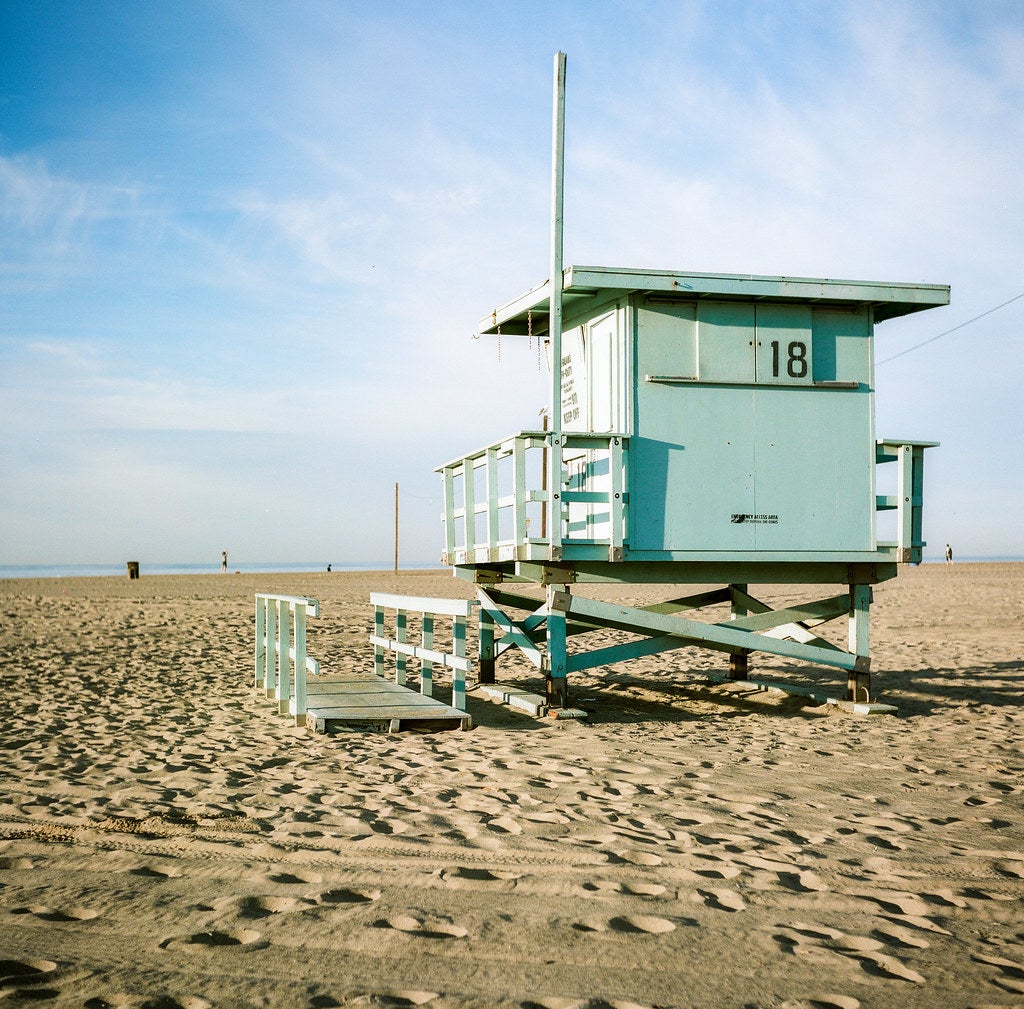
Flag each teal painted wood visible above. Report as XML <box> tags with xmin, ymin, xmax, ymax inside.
<box><xmin>558</xmin><ymin>593</ymin><xmax>862</xmax><ymax>673</ymax></box>
<box><xmin>477</xmin><ymin>267</ymin><xmax>949</xmax><ymax>336</ymax></box>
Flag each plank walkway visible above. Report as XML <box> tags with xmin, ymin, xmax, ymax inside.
<box><xmin>304</xmin><ymin>675</ymin><xmax>472</xmax><ymax>734</ymax></box>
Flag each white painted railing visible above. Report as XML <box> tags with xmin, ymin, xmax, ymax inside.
<box><xmin>255</xmin><ymin>593</ymin><xmax>321</xmax><ymax>721</ymax></box>
<box><xmin>370</xmin><ymin>593</ymin><xmax>475</xmax><ymax>711</ymax></box>
<box><xmin>435</xmin><ymin>430</ymin><xmax>628</xmax><ymax>566</ymax></box>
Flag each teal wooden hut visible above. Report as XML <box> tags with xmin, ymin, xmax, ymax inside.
<box><xmin>435</xmin><ymin>56</ymin><xmax>950</xmax><ymax>709</ymax></box>
<box><xmin>437</xmin><ymin>267</ymin><xmax>947</xmax><ymax>707</ymax></box>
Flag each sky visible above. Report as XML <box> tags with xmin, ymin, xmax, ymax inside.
<box><xmin>1</xmin><ymin>0</ymin><xmax>1022</xmax><ymax>566</ymax></box>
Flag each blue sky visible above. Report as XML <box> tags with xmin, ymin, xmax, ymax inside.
<box><xmin>1</xmin><ymin>0</ymin><xmax>1021</xmax><ymax>566</ymax></box>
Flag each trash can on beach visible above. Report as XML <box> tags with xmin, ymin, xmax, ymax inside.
<box><xmin>126</xmin><ymin>561</ymin><xmax>140</xmax><ymax>579</ymax></box>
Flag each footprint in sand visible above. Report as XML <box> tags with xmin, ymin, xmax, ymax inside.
<box><xmin>780</xmin><ymin>996</ymin><xmax>860</xmax><ymax>1009</ymax></box>
<box><xmin>186</xmin><ymin>928</ymin><xmax>264</xmax><ymax>947</ymax></box>
<box><xmin>441</xmin><ymin>866</ymin><xmax>521</xmax><ymax>890</ymax></box>
<box><xmin>129</xmin><ymin>863</ymin><xmax>184</xmax><ymax>879</ymax></box>
<box><xmin>579</xmin><ymin>880</ymin><xmax>668</xmax><ymax>898</ymax></box>
<box><xmin>609</xmin><ymin>914</ymin><xmax>677</xmax><ymax>934</ymax></box>
<box><xmin>233</xmin><ymin>895</ymin><xmax>314</xmax><ymax>919</ymax></box>
<box><xmin>574</xmin><ymin>913</ymin><xmax>677</xmax><ymax>935</ymax></box>
<box><xmin>10</xmin><ymin>904</ymin><xmax>99</xmax><ymax>922</ymax></box>
<box><xmin>972</xmin><ymin>953</ymin><xmax>1024</xmax><ymax>994</ymax></box>
<box><xmin>338</xmin><ymin>991</ymin><xmax>438</xmax><ymax>1006</ymax></box>
<box><xmin>315</xmin><ymin>886</ymin><xmax>381</xmax><ymax>905</ymax></box>
<box><xmin>263</xmin><ymin>870</ymin><xmax>320</xmax><ymax>886</ymax></box>
<box><xmin>852</xmin><ymin>952</ymin><xmax>926</xmax><ymax>983</ymax></box>
<box><xmin>697</xmin><ymin>888</ymin><xmax>747</xmax><ymax>912</ymax></box>
<box><xmin>777</xmin><ymin>870</ymin><xmax>828</xmax><ymax>893</ymax></box>
<box><xmin>0</xmin><ymin>958</ymin><xmax>58</xmax><ymax>987</ymax></box>
<box><xmin>521</xmin><ymin>1000</ymin><xmax>662</xmax><ymax>1009</ymax></box>
<box><xmin>160</xmin><ymin>928</ymin><xmax>267</xmax><ymax>950</ymax></box>
<box><xmin>605</xmin><ymin>848</ymin><xmax>663</xmax><ymax>866</ymax></box>
<box><xmin>370</xmin><ymin>915</ymin><xmax>468</xmax><ymax>939</ymax></box>
<box><xmin>872</xmin><ymin>923</ymin><xmax>931</xmax><ymax>949</ymax></box>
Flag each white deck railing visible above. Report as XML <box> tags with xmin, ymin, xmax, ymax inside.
<box><xmin>437</xmin><ymin>431</ymin><xmax>935</xmax><ymax>566</ymax></box>
<box><xmin>369</xmin><ymin>594</ymin><xmax>476</xmax><ymax>711</ymax></box>
<box><xmin>254</xmin><ymin>593</ymin><xmax>321</xmax><ymax>721</ymax></box>
<box><xmin>435</xmin><ymin>430</ymin><xmax>628</xmax><ymax>566</ymax></box>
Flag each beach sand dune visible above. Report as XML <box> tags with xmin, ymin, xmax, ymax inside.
<box><xmin>1</xmin><ymin>564</ymin><xmax>1021</xmax><ymax>1007</ymax></box>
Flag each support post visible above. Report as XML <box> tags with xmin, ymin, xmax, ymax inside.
<box><xmin>728</xmin><ymin>582</ymin><xmax>750</xmax><ymax>680</ymax></box>
<box><xmin>453</xmin><ymin>613</ymin><xmax>467</xmax><ymax>710</ymax></box>
<box><xmin>545</xmin><ymin>583</ymin><xmax>569</xmax><ymax>707</ymax></box>
<box><xmin>478</xmin><ymin>606</ymin><xmax>496</xmax><ymax>684</ymax></box>
<box><xmin>848</xmin><ymin>584</ymin><xmax>872</xmax><ymax>702</ymax></box>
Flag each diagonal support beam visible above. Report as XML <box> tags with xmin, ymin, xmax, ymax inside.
<box><xmin>554</xmin><ymin>593</ymin><xmax>865</xmax><ymax>673</ymax></box>
<box><xmin>728</xmin><ymin>588</ymin><xmax>845</xmax><ymax>651</ymax></box>
<box><xmin>722</xmin><ymin>593</ymin><xmax>850</xmax><ymax>634</ymax></box>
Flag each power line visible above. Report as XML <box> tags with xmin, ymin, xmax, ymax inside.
<box><xmin>877</xmin><ymin>290</ymin><xmax>1024</xmax><ymax>366</ymax></box>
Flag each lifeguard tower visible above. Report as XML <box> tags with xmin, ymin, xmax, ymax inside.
<box><xmin>436</xmin><ymin>55</ymin><xmax>949</xmax><ymax>710</ymax></box>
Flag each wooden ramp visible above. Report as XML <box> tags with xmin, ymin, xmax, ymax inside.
<box><xmin>305</xmin><ymin>675</ymin><xmax>472</xmax><ymax>734</ymax></box>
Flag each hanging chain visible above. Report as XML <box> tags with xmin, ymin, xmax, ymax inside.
<box><xmin>497</xmin><ymin>324</ymin><xmax>501</xmax><ymax>363</ymax></box>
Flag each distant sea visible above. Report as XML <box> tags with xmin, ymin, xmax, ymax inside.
<box><xmin>0</xmin><ymin>561</ymin><xmax>443</xmax><ymax>580</ymax></box>
<box><xmin>0</xmin><ymin>558</ymin><xmax>1018</xmax><ymax>580</ymax></box>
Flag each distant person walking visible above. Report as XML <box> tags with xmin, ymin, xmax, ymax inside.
<box><xmin>945</xmin><ymin>544</ymin><xmax>953</xmax><ymax>565</ymax></box>
<box><xmin>221</xmin><ymin>550</ymin><xmax>228</xmax><ymax>573</ymax></box>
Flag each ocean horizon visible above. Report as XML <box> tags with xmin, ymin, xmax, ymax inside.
<box><xmin>0</xmin><ymin>560</ymin><xmax>445</xmax><ymax>580</ymax></box>
<box><xmin>0</xmin><ymin>556</ymin><xmax>1019</xmax><ymax>580</ymax></box>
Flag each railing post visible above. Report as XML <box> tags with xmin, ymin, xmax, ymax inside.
<box><xmin>293</xmin><ymin>601</ymin><xmax>307</xmax><ymax>718</ymax></box>
<box><xmin>254</xmin><ymin>596</ymin><xmax>266</xmax><ymax>687</ymax></box>
<box><xmin>464</xmin><ymin>460</ymin><xmax>476</xmax><ymax>557</ymax></box>
<box><xmin>277</xmin><ymin>599</ymin><xmax>291</xmax><ymax>714</ymax></box>
<box><xmin>513</xmin><ymin>435</ymin><xmax>528</xmax><ymax>555</ymax></box>
<box><xmin>395</xmin><ymin>608</ymin><xmax>407</xmax><ymax>686</ymax></box>
<box><xmin>609</xmin><ymin>436</ymin><xmax>625</xmax><ymax>561</ymax></box>
<box><xmin>374</xmin><ymin>603</ymin><xmax>385</xmax><ymax>678</ymax></box>
<box><xmin>486</xmin><ymin>445</ymin><xmax>499</xmax><ymax>558</ymax></box>
<box><xmin>265</xmin><ymin>599</ymin><xmax>278</xmax><ymax>696</ymax></box>
<box><xmin>453</xmin><ymin>613</ymin><xmax>467</xmax><ymax>711</ymax></box>
<box><xmin>442</xmin><ymin>465</ymin><xmax>456</xmax><ymax>563</ymax></box>
<box><xmin>420</xmin><ymin>612</ymin><xmax>434</xmax><ymax>697</ymax></box>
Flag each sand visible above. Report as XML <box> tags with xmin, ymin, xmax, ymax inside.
<box><xmin>0</xmin><ymin>563</ymin><xmax>1022</xmax><ymax>1008</ymax></box>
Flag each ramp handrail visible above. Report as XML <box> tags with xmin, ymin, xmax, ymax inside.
<box><xmin>255</xmin><ymin>593</ymin><xmax>321</xmax><ymax>721</ymax></box>
<box><xmin>370</xmin><ymin>593</ymin><xmax>475</xmax><ymax>711</ymax></box>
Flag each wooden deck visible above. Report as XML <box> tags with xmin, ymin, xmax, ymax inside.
<box><xmin>304</xmin><ymin>676</ymin><xmax>472</xmax><ymax>734</ymax></box>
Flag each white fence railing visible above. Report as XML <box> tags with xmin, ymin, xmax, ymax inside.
<box><xmin>255</xmin><ymin>593</ymin><xmax>321</xmax><ymax>721</ymax></box>
<box><xmin>435</xmin><ymin>430</ymin><xmax>628</xmax><ymax>566</ymax></box>
<box><xmin>370</xmin><ymin>593</ymin><xmax>475</xmax><ymax>711</ymax></box>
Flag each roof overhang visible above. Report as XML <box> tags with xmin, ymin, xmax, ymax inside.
<box><xmin>477</xmin><ymin>265</ymin><xmax>951</xmax><ymax>335</ymax></box>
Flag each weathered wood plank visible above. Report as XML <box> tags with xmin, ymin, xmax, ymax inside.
<box><xmin>304</xmin><ymin>675</ymin><xmax>471</xmax><ymax>734</ymax></box>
